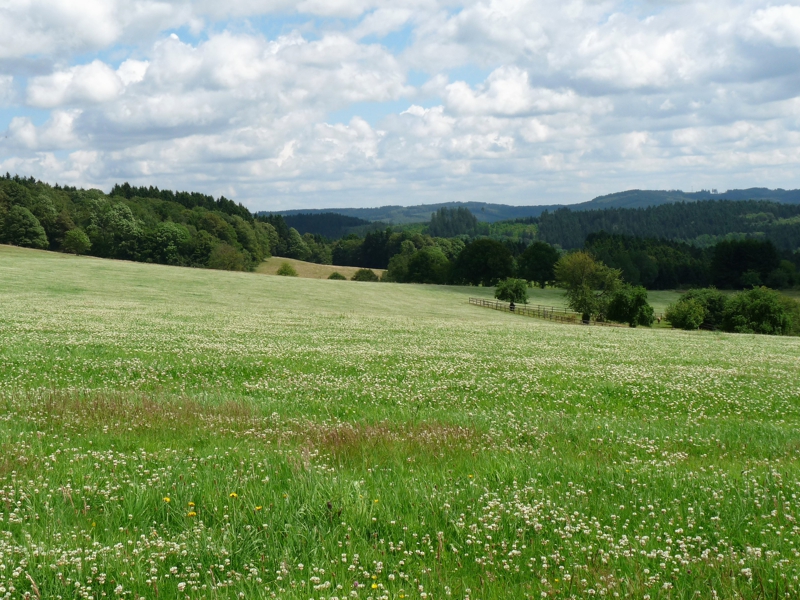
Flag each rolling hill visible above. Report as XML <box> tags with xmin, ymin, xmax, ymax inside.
<box><xmin>265</xmin><ymin>188</ymin><xmax>800</xmax><ymax>225</ymax></box>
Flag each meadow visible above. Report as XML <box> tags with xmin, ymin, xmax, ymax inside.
<box><xmin>1</xmin><ymin>245</ymin><xmax>799</xmax><ymax>600</ymax></box>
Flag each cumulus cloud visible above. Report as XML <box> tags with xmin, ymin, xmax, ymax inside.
<box><xmin>748</xmin><ymin>5</ymin><xmax>800</xmax><ymax>48</ymax></box>
<box><xmin>28</xmin><ymin>61</ymin><xmax>123</xmax><ymax>108</ymax></box>
<box><xmin>2</xmin><ymin>0</ymin><xmax>800</xmax><ymax>207</ymax></box>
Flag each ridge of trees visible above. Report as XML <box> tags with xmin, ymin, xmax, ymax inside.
<box><xmin>1</xmin><ymin>175</ymin><xmax>798</xmax><ymax>295</ymax></box>
<box><xmin>536</xmin><ymin>200</ymin><xmax>800</xmax><ymax>251</ymax></box>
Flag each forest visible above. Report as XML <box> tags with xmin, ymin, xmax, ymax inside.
<box><xmin>1</xmin><ymin>175</ymin><xmax>799</xmax><ymax>292</ymax></box>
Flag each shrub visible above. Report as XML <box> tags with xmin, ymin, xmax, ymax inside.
<box><xmin>351</xmin><ymin>268</ymin><xmax>379</xmax><ymax>282</ymax></box>
<box><xmin>680</xmin><ymin>288</ymin><xmax>728</xmax><ymax>329</ymax></box>
<box><xmin>208</xmin><ymin>244</ymin><xmax>246</xmax><ymax>271</ymax></box>
<box><xmin>665</xmin><ymin>298</ymin><xmax>707</xmax><ymax>330</ymax></box>
<box><xmin>276</xmin><ymin>262</ymin><xmax>298</xmax><ymax>277</ymax></box>
<box><xmin>720</xmin><ymin>287</ymin><xmax>791</xmax><ymax>335</ymax></box>
<box><xmin>494</xmin><ymin>278</ymin><xmax>528</xmax><ymax>304</ymax></box>
<box><xmin>607</xmin><ymin>285</ymin><xmax>655</xmax><ymax>327</ymax></box>
<box><xmin>328</xmin><ymin>271</ymin><xmax>346</xmax><ymax>280</ymax></box>
<box><xmin>61</xmin><ymin>228</ymin><xmax>91</xmax><ymax>255</ymax></box>
<box><xmin>665</xmin><ymin>288</ymin><xmax>728</xmax><ymax>330</ymax></box>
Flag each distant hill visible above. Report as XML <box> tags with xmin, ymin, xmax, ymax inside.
<box><xmin>277</xmin><ymin>212</ymin><xmax>382</xmax><ymax>239</ymax></box>
<box><xmin>536</xmin><ymin>199</ymin><xmax>800</xmax><ymax>251</ymax></box>
<box><xmin>266</xmin><ymin>188</ymin><xmax>800</xmax><ymax>225</ymax></box>
<box><xmin>264</xmin><ymin>202</ymin><xmax>551</xmax><ymax>225</ymax></box>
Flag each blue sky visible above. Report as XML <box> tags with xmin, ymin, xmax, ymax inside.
<box><xmin>1</xmin><ymin>1</ymin><xmax>800</xmax><ymax>211</ymax></box>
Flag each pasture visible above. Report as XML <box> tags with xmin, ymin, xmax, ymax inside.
<box><xmin>256</xmin><ymin>256</ymin><xmax>386</xmax><ymax>280</ymax></box>
<box><xmin>0</xmin><ymin>245</ymin><xmax>799</xmax><ymax>599</ymax></box>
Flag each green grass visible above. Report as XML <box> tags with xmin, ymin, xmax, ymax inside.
<box><xmin>1</xmin><ymin>245</ymin><xmax>799</xmax><ymax>599</ymax></box>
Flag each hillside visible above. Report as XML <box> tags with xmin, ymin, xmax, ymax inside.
<box><xmin>1</xmin><ymin>245</ymin><xmax>799</xmax><ymax>598</ymax></box>
<box><xmin>268</xmin><ymin>187</ymin><xmax>800</xmax><ymax>225</ymax></box>
<box><xmin>536</xmin><ymin>199</ymin><xmax>800</xmax><ymax>250</ymax></box>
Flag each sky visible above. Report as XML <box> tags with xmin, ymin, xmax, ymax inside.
<box><xmin>1</xmin><ymin>1</ymin><xmax>800</xmax><ymax>211</ymax></box>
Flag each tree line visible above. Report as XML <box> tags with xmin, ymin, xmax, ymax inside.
<box><xmin>535</xmin><ymin>199</ymin><xmax>800</xmax><ymax>251</ymax></box>
<box><xmin>2</xmin><ymin>176</ymin><xmax>799</xmax><ymax>293</ymax></box>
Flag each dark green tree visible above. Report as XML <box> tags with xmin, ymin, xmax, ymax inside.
<box><xmin>671</xmin><ymin>288</ymin><xmax>728</xmax><ymax>330</ymax></box>
<box><xmin>607</xmin><ymin>285</ymin><xmax>655</xmax><ymax>327</ymax></box>
<box><xmin>3</xmin><ymin>205</ymin><xmax>48</xmax><ymax>249</ymax></box>
<box><xmin>711</xmin><ymin>239</ymin><xmax>780</xmax><ymax>289</ymax></box>
<box><xmin>208</xmin><ymin>244</ymin><xmax>245</xmax><ymax>271</ymax></box>
<box><xmin>383</xmin><ymin>240</ymin><xmax>416</xmax><ymax>282</ymax></box>
<box><xmin>406</xmin><ymin>247</ymin><xmax>450</xmax><ymax>284</ymax></box>
<box><xmin>495</xmin><ymin>278</ymin><xmax>528</xmax><ymax>304</ymax></box>
<box><xmin>428</xmin><ymin>207</ymin><xmax>479</xmax><ymax>237</ymax></box>
<box><xmin>721</xmin><ymin>287</ymin><xmax>791</xmax><ymax>335</ymax></box>
<box><xmin>554</xmin><ymin>251</ymin><xmax>621</xmax><ymax>320</ymax></box>
<box><xmin>61</xmin><ymin>228</ymin><xmax>91</xmax><ymax>255</ymax></box>
<box><xmin>517</xmin><ymin>241</ymin><xmax>559</xmax><ymax>288</ymax></box>
<box><xmin>452</xmin><ymin>239</ymin><xmax>513</xmax><ymax>286</ymax></box>
<box><xmin>665</xmin><ymin>298</ymin><xmax>707</xmax><ymax>330</ymax></box>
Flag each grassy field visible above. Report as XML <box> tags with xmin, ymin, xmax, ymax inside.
<box><xmin>256</xmin><ymin>257</ymin><xmax>386</xmax><ymax>280</ymax></box>
<box><xmin>1</xmin><ymin>245</ymin><xmax>799</xmax><ymax>600</ymax></box>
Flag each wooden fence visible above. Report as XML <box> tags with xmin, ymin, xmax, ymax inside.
<box><xmin>468</xmin><ymin>297</ymin><xmax>628</xmax><ymax>327</ymax></box>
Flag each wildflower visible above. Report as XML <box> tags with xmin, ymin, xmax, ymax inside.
<box><xmin>468</xmin><ymin>475</ymin><xmax>473</xmax><ymax>478</ymax></box>
<box><xmin>229</xmin><ymin>492</ymin><xmax>238</xmax><ymax>498</ymax></box>
<box><xmin>372</xmin><ymin>584</ymin><xmax>378</xmax><ymax>589</ymax></box>
<box><xmin>163</xmin><ymin>497</ymin><xmax>170</xmax><ymax>503</ymax></box>
<box><xmin>188</xmin><ymin>502</ymin><xmax>195</xmax><ymax>507</ymax></box>
<box><xmin>374</xmin><ymin>499</ymin><xmax>379</xmax><ymax>504</ymax></box>
<box><xmin>255</xmin><ymin>506</ymin><xmax>263</xmax><ymax>511</ymax></box>
<box><xmin>187</xmin><ymin>511</ymin><xmax>197</xmax><ymax>517</ymax></box>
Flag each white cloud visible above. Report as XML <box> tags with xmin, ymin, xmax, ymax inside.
<box><xmin>3</xmin><ymin>0</ymin><xmax>800</xmax><ymax>207</ymax></box>
<box><xmin>749</xmin><ymin>5</ymin><xmax>800</xmax><ymax>48</ymax></box>
<box><xmin>6</xmin><ymin>110</ymin><xmax>80</xmax><ymax>150</ymax></box>
<box><xmin>28</xmin><ymin>61</ymin><xmax>123</xmax><ymax>108</ymax></box>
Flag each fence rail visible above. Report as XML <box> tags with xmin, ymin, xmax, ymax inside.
<box><xmin>468</xmin><ymin>297</ymin><xmax>628</xmax><ymax>327</ymax></box>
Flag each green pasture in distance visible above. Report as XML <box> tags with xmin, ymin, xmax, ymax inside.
<box><xmin>1</xmin><ymin>245</ymin><xmax>799</xmax><ymax>599</ymax></box>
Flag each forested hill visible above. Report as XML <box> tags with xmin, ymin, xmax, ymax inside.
<box><xmin>268</xmin><ymin>187</ymin><xmax>800</xmax><ymax>224</ymax></box>
<box><xmin>536</xmin><ymin>200</ymin><xmax>800</xmax><ymax>250</ymax></box>
<box><xmin>0</xmin><ymin>175</ymin><xmax>278</xmax><ymax>271</ymax></box>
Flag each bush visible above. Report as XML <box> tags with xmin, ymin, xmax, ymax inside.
<box><xmin>328</xmin><ymin>271</ymin><xmax>346</xmax><ymax>280</ymax></box>
<box><xmin>61</xmin><ymin>228</ymin><xmax>91</xmax><ymax>255</ymax></box>
<box><xmin>665</xmin><ymin>288</ymin><xmax>728</xmax><ymax>330</ymax></box>
<box><xmin>665</xmin><ymin>298</ymin><xmax>707</xmax><ymax>330</ymax></box>
<box><xmin>720</xmin><ymin>287</ymin><xmax>791</xmax><ymax>335</ymax></box>
<box><xmin>680</xmin><ymin>288</ymin><xmax>728</xmax><ymax>329</ymax></box>
<box><xmin>494</xmin><ymin>278</ymin><xmax>528</xmax><ymax>304</ymax></box>
<box><xmin>208</xmin><ymin>244</ymin><xmax>246</xmax><ymax>271</ymax></box>
<box><xmin>606</xmin><ymin>285</ymin><xmax>655</xmax><ymax>327</ymax></box>
<box><xmin>351</xmin><ymin>268</ymin><xmax>379</xmax><ymax>282</ymax></box>
<box><xmin>276</xmin><ymin>262</ymin><xmax>298</xmax><ymax>277</ymax></box>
